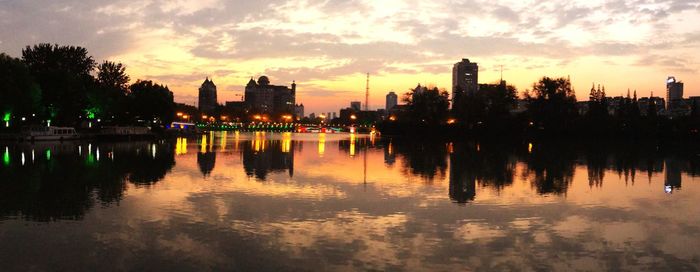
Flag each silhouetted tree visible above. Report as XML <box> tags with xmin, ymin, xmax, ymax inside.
<box><xmin>0</xmin><ymin>53</ymin><xmax>42</xmax><ymax>126</ymax></box>
<box><xmin>21</xmin><ymin>44</ymin><xmax>96</xmax><ymax>125</ymax></box>
<box><xmin>91</xmin><ymin>61</ymin><xmax>131</xmax><ymax>123</ymax></box>
<box><xmin>524</xmin><ymin>77</ymin><xmax>578</xmax><ymax>134</ymax></box>
<box><xmin>403</xmin><ymin>84</ymin><xmax>449</xmax><ymax>125</ymax></box>
<box><xmin>128</xmin><ymin>80</ymin><xmax>175</xmax><ymax>125</ymax></box>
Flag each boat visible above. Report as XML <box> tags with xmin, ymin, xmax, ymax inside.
<box><xmin>24</xmin><ymin>126</ymin><xmax>81</xmax><ymax>141</ymax></box>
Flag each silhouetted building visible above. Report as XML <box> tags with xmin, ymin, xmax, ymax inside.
<box><xmin>667</xmin><ymin>76</ymin><xmax>684</xmax><ymax>110</ymax></box>
<box><xmin>244</xmin><ymin>76</ymin><xmax>296</xmax><ymax>115</ymax></box>
<box><xmin>198</xmin><ymin>78</ymin><xmax>218</xmax><ymax>114</ymax></box>
<box><xmin>294</xmin><ymin>104</ymin><xmax>304</xmax><ymax>119</ymax></box>
<box><xmin>350</xmin><ymin>101</ymin><xmax>362</xmax><ymax>112</ymax></box>
<box><xmin>639</xmin><ymin>96</ymin><xmax>665</xmax><ymax>116</ymax></box>
<box><xmin>452</xmin><ymin>58</ymin><xmax>479</xmax><ymax>107</ymax></box>
<box><xmin>386</xmin><ymin>91</ymin><xmax>398</xmax><ymax>112</ymax></box>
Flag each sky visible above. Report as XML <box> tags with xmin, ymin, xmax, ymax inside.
<box><xmin>1</xmin><ymin>0</ymin><xmax>699</xmax><ymax>114</ymax></box>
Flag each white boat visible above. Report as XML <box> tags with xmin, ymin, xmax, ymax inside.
<box><xmin>25</xmin><ymin>126</ymin><xmax>81</xmax><ymax>141</ymax></box>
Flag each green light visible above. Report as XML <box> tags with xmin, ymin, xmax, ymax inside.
<box><xmin>45</xmin><ymin>149</ymin><xmax>51</xmax><ymax>160</ymax></box>
<box><xmin>3</xmin><ymin>147</ymin><xmax>9</xmax><ymax>166</ymax></box>
<box><xmin>2</xmin><ymin>113</ymin><xmax>10</xmax><ymax>122</ymax></box>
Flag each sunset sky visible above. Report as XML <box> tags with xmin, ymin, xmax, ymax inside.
<box><xmin>1</xmin><ymin>0</ymin><xmax>699</xmax><ymax>114</ymax></box>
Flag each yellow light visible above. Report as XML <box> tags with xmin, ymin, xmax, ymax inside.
<box><xmin>318</xmin><ymin>133</ymin><xmax>325</xmax><ymax>156</ymax></box>
<box><xmin>177</xmin><ymin>112</ymin><xmax>183</xmax><ymax>117</ymax></box>
<box><xmin>528</xmin><ymin>143</ymin><xmax>533</xmax><ymax>153</ymax></box>
<box><xmin>447</xmin><ymin>118</ymin><xmax>456</xmax><ymax>124</ymax></box>
<box><xmin>349</xmin><ymin>133</ymin><xmax>356</xmax><ymax>156</ymax></box>
<box><xmin>389</xmin><ymin>116</ymin><xmax>396</xmax><ymax>121</ymax></box>
<box><xmin>254</xmin><ymin>115</ymin><xmax>262</xmax><ymax>120</ymax></box>
<box><xmin>202</xmin><ymin>115</ymin><xmax>208</xmax><ymax>120</ymax></box>
<box><xmin>350</xmin><ymin>115</ymin><xmax>357</xmax><ymax>120</ymax></box>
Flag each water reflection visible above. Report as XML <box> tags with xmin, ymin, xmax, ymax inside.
<box><xmin>0</xmin><ymin>141</ymin><xmax>174</xmax><ymax>221</ymax></box>
<box><xmin>1</xmin><ymin>135</ymin><xmax>700</xmax><ymax>270</ymax></box>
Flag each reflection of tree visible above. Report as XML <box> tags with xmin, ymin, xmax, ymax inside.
<box><xmin>242</xmin><ymin>140</ymin><xmax>294</xmax><ymax>180</ymax></box>
<box><xmin>392</xmin><ymin>140</ymin><xmax>447</xmax><ymax>181</ymax></box>
<box><xmin>197</xmin><ymin>151</ymin><xmax>217</xmax><ymax>177</ymax></box>
<box><xmin>449</xmin><ymin>142</ymin><xmax>516</xmax><ymax>203</ymax></box>
<box><xmin>0</xmin><ymin>141</ymin><xmax>174</xmax><ymax>221</ymax></box>
<box><xmin>522</xmin><ymin>143</ymin><xmax>576</xmax><ymax>195</ymax></box>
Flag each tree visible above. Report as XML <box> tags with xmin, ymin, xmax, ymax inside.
<box><xmin>524</xmin><ymin>77</ymin><xmax>578</xmax><ymax>132</ymax></box>
<box><xmin>404</xmin><ymin>84</ymin><xmax>450</xmax><ymax>125</ymax></box>
<box><xmin>129</xmin><ymin>80</ymin><xmax>175</xmax><ymax>125</ymax></box>
<box><xmin>0</xmin><ymin>53</ymin><xmax>42</xmax><ymax>126</ymax></box>
<box><xmin>91</xmin><ymin>61</ymin><xmax>131</xmax><ymax>123</ymax></box>
<box><xmin>22</xmin><ymin>44</ymin><xmax>96</xmax><ymax>125</ymax></box>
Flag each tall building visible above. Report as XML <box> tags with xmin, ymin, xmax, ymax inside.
<box><xmin>244</xmin><ymin>76</ymin><xmax>296</xmax><ymax>115</ymax></box>
<box><xmin>198</xmin><ymin>78</ymin><xmax>218</xmax><ymax>114</ymax></box>
<box><xmin>667</xmin><ymin>76</ymin><xmax>684</xmax><ymax>110</ymax></box>
<box><xmin>386</xmin><ymin>91</ymin><xmax>398</xmax><ymax>112</ymax></box>
<box><xmin>294</xmin><ymin>104</ymin><xmax>304</xmax><ymax>119</ymax></box>
<box><xmin>350</xmin><ymin>101</ymin><xmax>362</xmax><ymax>112</ymax></box>
<box><xmin>452</xmin><ymin>59</ymin><xmax>479</xmax><ymax>108</ymax></box>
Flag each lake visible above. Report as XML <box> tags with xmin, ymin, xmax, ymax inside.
<box><xmin>1</xmin><ymin>132</ymin><xmax>699</xmax><ymax>271</ymax></box>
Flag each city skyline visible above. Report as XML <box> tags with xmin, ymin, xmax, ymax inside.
<box><xmin>1</xmin><ymin>0</ymin><xmax>699</xmax><ymax>114</ymax></box>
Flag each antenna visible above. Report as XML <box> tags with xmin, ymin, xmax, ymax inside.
<box><xmin>500</xmin><ymin>65</ymin><xmax>503</xmax><ymax>82</ymax></box>
<box><xmin>365</xmin><ymin>73</ymin><xmax>370</xmax><ymax>111</ymax></box>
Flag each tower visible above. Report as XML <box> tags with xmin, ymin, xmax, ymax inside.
<box><xmin>198</xmin><ymin>77</ymin><xmax>218</xmax><ymax>114</ymax></box>
<box><xmin>666</xmin><ymin>76</ymin><xmax>684</xmax><ymax>110</ymax></box>
<box><xmin>452</xmin><ymin>59</ymin><xmax>479</xmax><ymax>108</ymax></box>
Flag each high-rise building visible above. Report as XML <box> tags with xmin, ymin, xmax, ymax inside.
<box><xmin>452</xmin><ymin>59</ymin><xmax>479</xmax><ymax>108</ymax></box>
<box><xmin>350</xmin><ymin>101</ymin><xmax>362</xmax><ymax>112</ymax></box>
<box><xmin>198</xmin><ymin>77</ymin><xmax>218</xmax><ymax>114</ymax></box>
<box><xmin>386</xmin><ymin>91</ymin><xmax>398</xmax><ymax>112</ymax></box>
<box><xmin>244</xmin><ymin>76</ymin><xmax>296</xmax><ymax>115</ymax></box>
<box><xmin>667</xmin><ymin>76</ymin><xmax>684</xmax><ymax>110</ymax></box>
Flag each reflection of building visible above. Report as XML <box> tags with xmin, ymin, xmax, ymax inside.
<box><xmin>384</xmin><ymin>142</ymin><xmax>395</xmax><ymax>165</ymax></box>
<box><xmin>386</xmin><ymin>92</ymin><xmax>397</xmax><ymax>112</ymax></box>
<box><xmin>244</xmin><ymin>76</ymin><xmax>296</xmax><ymax>115</ymax></box>
<box><xmin>242</xmin><ymin>140</ymin><xmax>294</xmax><ymax>180</ymax></box>
<box><xmin>197</xmin><ymin>152</ymin><xmax>217</xmax><ymax>177</ymax></box>
<box><xmin>664</xmin><ymin>157</ymin><xmax>682</xmax><ymax>193</ymax></box>
<box><xmin>198</xmin><ymin>78</ymin><xmax>218</xmax><ymax>114</ymax></box>
<box><xmin>449</xmin><ymin>152</ymin><xmax>475</xmax><ymax>203</ymax></box>
<box><xmin>452</xmin><ymin>58</ymin><xmax>479</xmax><ymax>107</ymax></box>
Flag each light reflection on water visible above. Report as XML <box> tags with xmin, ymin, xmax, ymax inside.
<box><xmin>0</xmin><ymin>132</ymin><xmax>700</xmax><ymax>271</ymax></box>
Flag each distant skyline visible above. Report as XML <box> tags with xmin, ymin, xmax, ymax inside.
<box><xmin>1</xmin><ymin>0</ymin><xmax>699</xmax><ymax>114</ymax></box>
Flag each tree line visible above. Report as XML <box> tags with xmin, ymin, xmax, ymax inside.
<box><xmin>380</xmin><ymin>77</ymin><xmax>700</xmax><ymax>140</ymax></box>
<box><xmin>0</xmin><ymin>43</ymin><xmax>175</xmax><ymax>130</ymax></box>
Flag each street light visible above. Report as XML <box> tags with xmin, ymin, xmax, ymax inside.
<box><xmin>350</xmin><ymin>114</ymin><xmax>357</xmax><ymax>120</ymax></box>
<box><xmin>177</xmin><ymin>112</ymin><xmax>183</xmax><ymax>117</ymax></box>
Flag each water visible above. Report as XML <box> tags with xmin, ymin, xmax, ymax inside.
<box><xmin>1</xmin><ymin>132</ymin><xmax>699</xmax><ymax>271</ymax></box>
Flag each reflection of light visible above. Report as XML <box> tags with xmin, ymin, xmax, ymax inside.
<box><xmin>318</xmin><ymin>133</ymin><xmax>326</xmax><ymax>155</ymax></box>
<box><xmin>21</xmin><ymin>152</ymin><xmax>25</xmax><ymax>166</ymax></box>
<box><xmin>388</xmin><ymin>142</ymin><xmax>393</xmax><ymax>155</ymax></box>
<box><xmin>665</xmin><ymin>185</ymin><xmax>673</xmax><ymax>194</ymax></box>
<box><xmin>88</xmin><ymin>144</ymin><xmax>92</xmax><ymax>155</ymax></box>
<box><xmin>201</xmin><ymin>135</ymin><xmax>207</xmax><ymax>153</ymax></box>
<box><xmin>209</xmin><ymin>132</ymin><xmax>214</xmax><ymax>152</ymax></box>
<box><xmin>448</xmin><ymin>142</ymin><xmax>454</xmax><ymax>154</ymax></box>
<box><xmin>350</xmin><ymin>133</ymin><xmax>356</xmax><ymax>156</ymax></box>
<box><xmin>2</xmin><ymin>147</ymin><xmax>9</xmax><ymax>166</ymax></box>
<box><xmin>176</xmin><ymin>138</ymin><xmax>188</xmax><ymax>155</ymax></box>
<box><xmin>78</xmin><ymin>145</ymin><xmax>82</xmax><ymax>156</ymax></box>
<box><xmin>96</xmin><ymin>147</ymin><xmax>101</xmax><ymax>161</ymax></box>
<box><xmin>151</xmin><ymin>144</ymin><xmax>156</xmax><ymax>159</ymax></box>
<box><xmin>476</xmin><ymin>144</ymin><xmax>480</xmax><ymax>152</ymax></box>
<box><xmin>220</xmin><ymin>131</ymin><xmax>228</xmax><ymax>151</ymax></box>
<box><xmin>31</xmin><ymin>149</ymin><xmax>35</xmax><ymax>163</ymax></box>
<box><xmin>45</xmin><ymin>149</ymin><xmax>51</xmax><ymax>161</ymax></box>
<box><xmin>528</xmin><ymin>143</ymin><xmax>533</xmax><ymax>153</ymax></box>
<box><xmin>282</xmin><ymin>132</ymin><xmax>292</xmax><ymax>153</ymax></box>
<box><xmin>234</xmin><ymin>131</ymin><xmax>240</xmax><ymax>151</ymax></box>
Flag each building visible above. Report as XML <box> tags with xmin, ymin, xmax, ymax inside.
<box><xmin>386</xmin><ymin>91</ymin><xmax>398</xmax><ymax>112</ymax></box>
<box><xmin>294</xmin><ymin>104</ymin><xmax>304</xmax><ymax>119</ymax></box>
<box><xmin>638</xmin><ymin>96</ymin><xmax>665</xmax><ymax>116</ymax></box>
<box><xmin>350</xmin><ymin>101</ymin><xmax>362</xmax><ymax>112</ymax></box>
<box><xmin>667</xmin><ymin>76</ymin><xmax>684</xmax><ymax>110</ymax></box>
<box><xmin>452</xmin><ymin>58</ymin><xmax>479</xmax><ymax>107</ymax></box>
<box><xmin>198</xmin><ymin>78</ymin><xmax>218</xmax><ymax>114</ymax></box>
<box><xmin>244</xmin><ymin>76</ymin><xmax>296</xmax><ymax>115</ymax></box>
